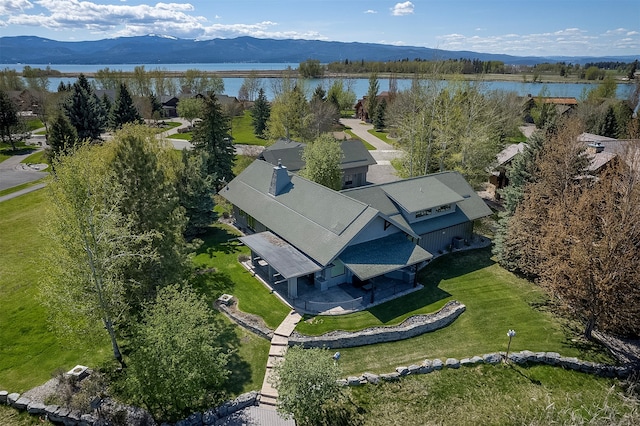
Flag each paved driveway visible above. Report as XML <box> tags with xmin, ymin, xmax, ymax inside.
<box><xmin>0</xmin><ymin>146</ymin><xmax>48</xmax><ymax>192</ymax></box>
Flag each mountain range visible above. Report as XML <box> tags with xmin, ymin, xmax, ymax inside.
<box><xmin>0</xmin><ymin>35</ymin><xmax>636</xmax><ymax>66</ymax></box>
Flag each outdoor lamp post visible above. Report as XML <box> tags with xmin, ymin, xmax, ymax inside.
<box><xmin>505</xmin><ymin>329</ymin><xmax>516</xmax><ymax>362</ymax></box>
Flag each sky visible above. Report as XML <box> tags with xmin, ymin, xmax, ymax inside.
<box><xmin>0</xmin><ymin>0</ymin><xmax>638</xmax><ymax>58</ymax></box>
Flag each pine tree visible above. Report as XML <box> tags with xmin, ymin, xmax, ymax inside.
<box><xmin>365</xmin><ymin>73</ymin><xmax>379</xmax><ymax>122</ymax></box>
<box><xmin>251</xmin><ymin>88</ymin><xmax>270</xmax><ymax>138</ymax></box>
<box><xmin>46</xmin><ymin>112</ymin><xmax>79</xmax><ymax>165</ymax></box>
<box><xmin>176</xmin><ymin>150</ymin><xmax>216</xmax><ymax>237</ymax></box>
<box><xmin>109</xmin><ymin>83</ymin><xmax>142</xmax><ymax>130</ymax></box>
<box><xmin>191</xmin><ymin>94</ymin><xmax>234</xmax><ymax>186</ymax></box>
<box><xmin>64</xmin><ymin>74</ymin><xmax>105</xmax><ymax>141</ymax></box>
<box><xmin>373</xmin><ymin>98</ymin><xmax>387</xmax><ymax>130</ymax></box>
<box><xmin>109</xmin><ymin>125</ymin><xmax>191</xmax><ymax>305</ymax></box>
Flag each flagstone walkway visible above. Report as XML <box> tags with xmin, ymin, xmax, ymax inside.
<box><xmin>259</xmin><ymin>310</ymin><xmax>302</xmax><ymax>409</ymax></box>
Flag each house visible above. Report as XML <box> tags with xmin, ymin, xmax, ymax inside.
<box><xmin>258</xmin><ymin>138</ymin><xmax>377</xmax><ymax>189</ymax></box>
<box><xmin>488</xmin><ymin>142</ymin><xmax>527</xmax><ymax>192</ymax></box>
<box><xmin>161</xmin><ymin>96</ymin><xmax>180</xmax><ymax>117</ymax></box>
<box><xmin>355</xmin><ymin>91</ymin><xmax>392</xmax><ymax>121</ymax></box>
<box><xmin>220</xmin><ymin>160</ymin><xmax>492</xmax><ymax>299</ymax></box>
<box><xmin>521</xmin><ymin>95</ymin><xmax>578</xmax><ymax>123</ymax></box>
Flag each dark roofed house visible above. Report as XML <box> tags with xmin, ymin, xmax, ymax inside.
<box><xmin>355</xmin><ymin>91</ymin><xmax>392</xmax><ymax>122</ymax></box>
<box><xmin>220</xmin><ymin>160</ymin><xmax>491</xmax><ymax>303</ymax></box>
<box><xmin>259</xmin><ymin>138</ymin><xmax>377</xmax><ymax>189</ymax></box>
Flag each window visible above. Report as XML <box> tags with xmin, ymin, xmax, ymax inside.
<box><xmin>416</xmin><ymin>208</ymin><xmax>432</xmax><ymax>218</ymax></box>
<box><xmin>436</xmin><ymin>204</ymin><xmax>452</xmax><ymax>213</ymax></box>
<box><xmin>344</xmin><ymin>174</ymin><xmax>353</xmax><ymax>186</ymax></box>
<box><xmin>329</xmin><ymin>260</ymin><xmax>345</xmax><ymax>278</ymax></box>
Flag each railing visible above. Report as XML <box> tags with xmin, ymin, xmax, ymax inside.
<box><xmin>293</xmin><ymin>297</ymin><xmax>365</xmax><ymax>314</ymax></box>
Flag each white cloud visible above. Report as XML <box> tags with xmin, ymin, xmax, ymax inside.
<box><xmin>0</xmin><ymin>0</ymin><xmax>34</xmax><ymax>15</ymax></box>
<box><xmin>391</xmin><ymin>2</ymin><xmax>414</xmax><ymax>16</ymax></box>
<box><xmin>364</xmin><ymin>9</ymin><xmax>377</xmax><ymax>14</ymax></box>
<box><xmin>435</xmin><ymin>27</ymin><xmax>638</xmax><ymax>56</ymax></box>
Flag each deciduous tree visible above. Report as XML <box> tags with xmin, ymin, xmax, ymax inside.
<box><xmin>41</xmin><ymin>144</ymin><xmax>157</xmax><ymax>367</ymax></box>
<box><xmin>270</xmin><ymin>346</ymin><xmax>343</xmax><ymax>426</ymax></box>
<box><xmin>300</xmin><ymin>133</ymin><xmax>343</xmax><ymax>190</ymax></box>
<box><xmin>177</xmin><ymin>96</ymin><xmax>204</xmax><ymax>126</ymax></box>
<box><xmin>126</xmin><ymin>284</ymin><xmax>231</xmax><ymax>422</ymax></box>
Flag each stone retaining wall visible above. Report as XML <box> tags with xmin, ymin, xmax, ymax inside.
<box><xmin>0</xmin><ymin>387</ymin><xmax>259</xmax><ymax>426</ymax></box>
<box><xmin>216</xmin><ymin>301</ymin><xmax>273</xmax><ymax>340</ymax></box>
<box><xmin>338</xmin><ymin>350</ymin><xmax>635</xmax><ymax>387</ymax></box>
<box><xmin>289</xmin><ymin>300</ymin><xmax>466</xmax><ymax>349</ymax></box>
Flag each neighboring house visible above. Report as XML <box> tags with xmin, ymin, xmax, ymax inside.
<box><xmin>220</xmin><ymin>160</ymin><xmax>492</xmax><ymax>299</ymax></box>
<box><xmin>488</xmin><ymin>142</ymin><xmax>527</xmax><ymax>192</ymax></box>
<box><xmin>161</xmin><ymin>96</ymin><xmax>180</xmax><ymax>118</ymax></box>
<box><xmin>259</xmin><ymin>138</ymin><xmax>377</xmax><ymax>189</ymax></box>
<box><xmin>521</xmin><ymin>95</ymin><xmax>578</xmax><ymax>123</ymax></box>
<box><xmin>355</xmin><ymin>91</ymin><xmax>392</xmax><ymax>121</ymax></box>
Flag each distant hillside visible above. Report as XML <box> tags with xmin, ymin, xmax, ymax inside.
<box><xmin>0</xmin><ymin>35</ymin><xmax>636</xmax><ymax>66</ymax></box>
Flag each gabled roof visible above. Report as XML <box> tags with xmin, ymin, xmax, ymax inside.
<box><xmin>259</xmin><ymin>138</ymin><xmax>376</xmax><ymax>172</ymax></box>
<box><xmin>344</xmin><ymin>172</ymin><xmax>492</xmax><ymax>234</ymax></box>
<box><xmin>220</xmin><ymin>160</ymin><xmax>380</xmax><ymax>266</ymax></box>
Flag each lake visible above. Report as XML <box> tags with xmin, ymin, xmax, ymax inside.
<box><xmin>2</xmin><ymin>63</ymin><xmax>633</xmax><ymax>100</ymax></box>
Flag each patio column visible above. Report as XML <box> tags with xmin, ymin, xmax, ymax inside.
<box><xmin>287</xmin><ymin>277</ymin><xmax>298</xmax><ymax>299</ymax></box>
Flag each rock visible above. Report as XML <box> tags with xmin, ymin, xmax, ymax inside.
<box><xmin>395</xmin><ymin>366</ymin><xmax>409</xmax><ymax>376</ymax></box>
<box><xmin>7</xmin><ymin>393</ymin><xmax>20</xmax><ymax>405</ymax></box>
<box><xmin>176</xmin><ymin>411</ymin><xmax>202</xmax><ymax>426</ymax></box>
<box><xmin>336</xmin><ymin>379</ymin><xmax>348</xmax><ymax>387</ymax></box>
<box><xmin>521</xmin><ymin>350</ymin><xmax>536</xmax><ymax>361</ymax></box>
<box><xmin>235</xmin><ymin>391</ymin><xmax>258</xmax><ymax>409</ymax></box>
<box><xmin>445</xmin><ymin>358</ymin><xmax>460</xmax><ymax>369</ymax></box>
<box><xmin>508</xmin><ymin>353</ymin><xmax>526</xmax><ymax>364</ymax></box>
<box><xmin>470</xmin><ymin>355</ymin><xmax>484</xmax><ymax>364</ymax></box>
<box><xmin>13</xmin><ymin>396</ymin><xmax>30</xmax><ymax>410</ymax></box>
<box><xmin>407</xmin><ymin>364</ymin><xmax>421</xmax><ymax>374</ymax></box>
<box><xmin>460</xmin><ymin>358</ymin><xmax>472</xmax><ymax>366</ymax></box>
<box><xmin>419</xmin><ymin>359</ymin><xmax>433</xmax><ymax>374</ymax></box>
<box><xmin>380</xmin><ymin>372</ymin><xmax>400</xmax><ymax>381</ymax></box>
<box><xmin>559</xmin><ymin>357</ymin><xmax>581</xmax><ymax>370</ymax></box>
<box><xmin>0</xmin><ymin>390</ymin><xmax>8</xmax><ymax>403</ymax></box>
<box><xmin>544</xmin><ymin>352</ymin><xmax>561</xmax><ymax>364</ymax></box>
<box><xmin>347</xmin><ymin>376</ymin><xmax>363</xmax><ymax>386</ymax></box>
<box><xmin>483</xmin><ymin>353</ymin><xmax>501</xmax><ymax>364</ymax></box>
<box><xmin>49</xmin><ymin>406</ymin><xmax>69</xmax><ymax>423</ymax></box>
<box><xmin>27</xmin><ymin>401</ymin><xmax>46</xmax><ymax>415</ymax></box>
<box><xmin>44</xmin><ymin>404</ymin><xmax>60</xmax><ymax>417</ymax></box>
<box><xmin>203</xmin><ymin>409</ymin><xmax>219</xmax><ymax>425</ymax></box>
<box><xmin>363</xmin><ymin>372</ymin><xmax>380</xmax><ymax>384</ymax></box>
<box><xmin>534</xmin><ymin>352</ymin><xmax>546</xmax><ymax>363</ymax></box>
<box><xmin>432</xmin><ymin>359</ymin><xmax>444</xmax><ymax>370</ymax></box>
<box><xmin>80</xmin><ymin>413</ymin><xmax>97</xmax><ymax>426</ymax></box>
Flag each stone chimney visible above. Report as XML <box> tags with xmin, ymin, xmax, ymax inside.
<box><xmin>269</xmin><ymin>160</ymin><xmax>291</xmax><ymax>196</ymax></box>
<box><xmin>587</xmin><ymin>142</ymin><xmax>605</xmax><ymax>154</ymax></box>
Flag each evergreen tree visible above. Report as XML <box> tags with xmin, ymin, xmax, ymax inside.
<box><xmin>101</xmin><ymin>93</ymin><xmax>112</xmax><ymax>118</ymax></box>
<box><xmin>191</xmin><ymin>94</ymin><xmax>235</xmax><ymax>186</ymax></box>
<box><xmin>365</xmin><ymin>73</ymin><xmax>379</xmax><ymax>122</ymax></box>
<box><xmin>373</xmin><ymin>98</ymin><xmax>387</xmax><ymax>130</ymax></box>
<box><xmin>64</xmin><ymin>74</ymin><xmax>105</xmax><ymax>141</ymax></box>
<box><xmin>109</xmin><ymin>125</ymin><xmax>191</xmax><ymax>305</ymax></box>
<box><xmin>311</xmin><ymin>84</ymin><xmax>326</xmax><ymax>103</ymax></box>
<box><xmin>176</xmin><ymin>150</ymin><xmax>216</xmax><ymax>237</ymax></box>
<box><xmin>109</xmin><ymin>83</ymin><xmax>143</xmax><ymax>130</ymax></box>
<box><xmin>0</xmin><ymin>89</ymin><xmax>20</xmax><ymax>150</ymax></box>
<box><xmin>597</xmin><ymin>105</ymin><xmax>618</xmax><ymax>138</ymax></box>
<box><xmin>46</xmin><ymin>112</ymin><xmax>79</xmax><ymax>165</ymax></box>
<box><xmin>251</xmin><ymin>88</ymin><xmax>270</xmax><ymax>138</ymax></box>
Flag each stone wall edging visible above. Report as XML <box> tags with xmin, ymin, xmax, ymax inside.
<box><xmin>338</xmin><ymin>350</ymin><xmax>637</xmax><ymax>387</ymax></box>
<box><xmin>216</xmin><ymin>301</ymin><xmax>274</xmax><ymax>340</ymax></box>
<box><xmin>0</xmin><ymin>388</ymin><xmax>259</xmax><ymax>426</ymax></box>
<box><xmin>289</xmin><ymin>300</ymin><xmax>466</xmax><ymax>349</ymax></box>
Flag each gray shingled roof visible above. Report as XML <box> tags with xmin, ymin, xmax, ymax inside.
<box><xmin>339</xmin><ymin>233</ymin><xmax>432</xmax><ymax>280</ymax></box>
<box><xmin>220</xmin><ymin>160</ymin><xmax>380</xmax><ymax>266</ymax></box>
<box><xmin>259</xmin><ymin>138</ymin><xmax>376</xmax><ymax>172</ymax></box>
<box><xmin>239</xmin><ymin>232</ymin><xmax>321</xmax><ymax>279</ymax></box>
<box><xmin>343</xmin><ymin>171</ymin><xmax>492</xmax><ymax>233</ymax></box>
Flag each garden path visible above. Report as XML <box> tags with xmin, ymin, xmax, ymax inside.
<box><xmin>259</xmin><ymin>310</ymin><xmax>302</xmax><ymax>410</ymax></box>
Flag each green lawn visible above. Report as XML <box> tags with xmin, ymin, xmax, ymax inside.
<box><xmin>20</xmin><ymin>150</ymin><xmax>46</xmax><ymax>165</ymax></box>
<box><xmin>193</xmin><ymin>223</ymin><xmax>291</xmax><ymax>329</ymax></box>
<box><xmin>309</xmin><ymin>249</ymin><xmax>614</xmax><ymax>376</ymax></box>
<box><xmin>230</xmin><ymin>110</ymin><xmax>267</xmax><ymax>146</ymax></box>
<box><xmin>0</xmin><ymin>180</ymin><xmax>46</xmax><ymax>197</ymax></box>
<box><xmin>351</xmin><ymin>363</ymin><xmax>639</xmax><ymax>425</ymax></box>
<box><xmin>368</xmin><ymin>128</ymin><xmax>395</xmax><ymax>146</ymax></box>
<box><xmin>344</xmin><ymin>129</ymin><xmax>376</xmax><ymax>150</ymax></box>
<box><xmin>0</xmin><ymin>190</ymin><xmax>111</xmax><ymax>392</ymax></box>
<box><xmin>167</xmin><ymin>132</ymin><xmax>192</xmax><ymax>140</ymax></box>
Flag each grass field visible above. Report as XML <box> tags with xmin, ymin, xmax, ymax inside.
<box><xmin>0</xmin><ymin>190</ymin><xmax>110</xmax><ymax>392</ymax></box>
<box><xmin>350</xmin><ymin>363</ymin><xmax>639</xmax><ymax>425</ymax></box>
<box><xmin>307</xmin><ymin>248</ymin><xmax>615</xmax><ymax>376</ymax></box>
